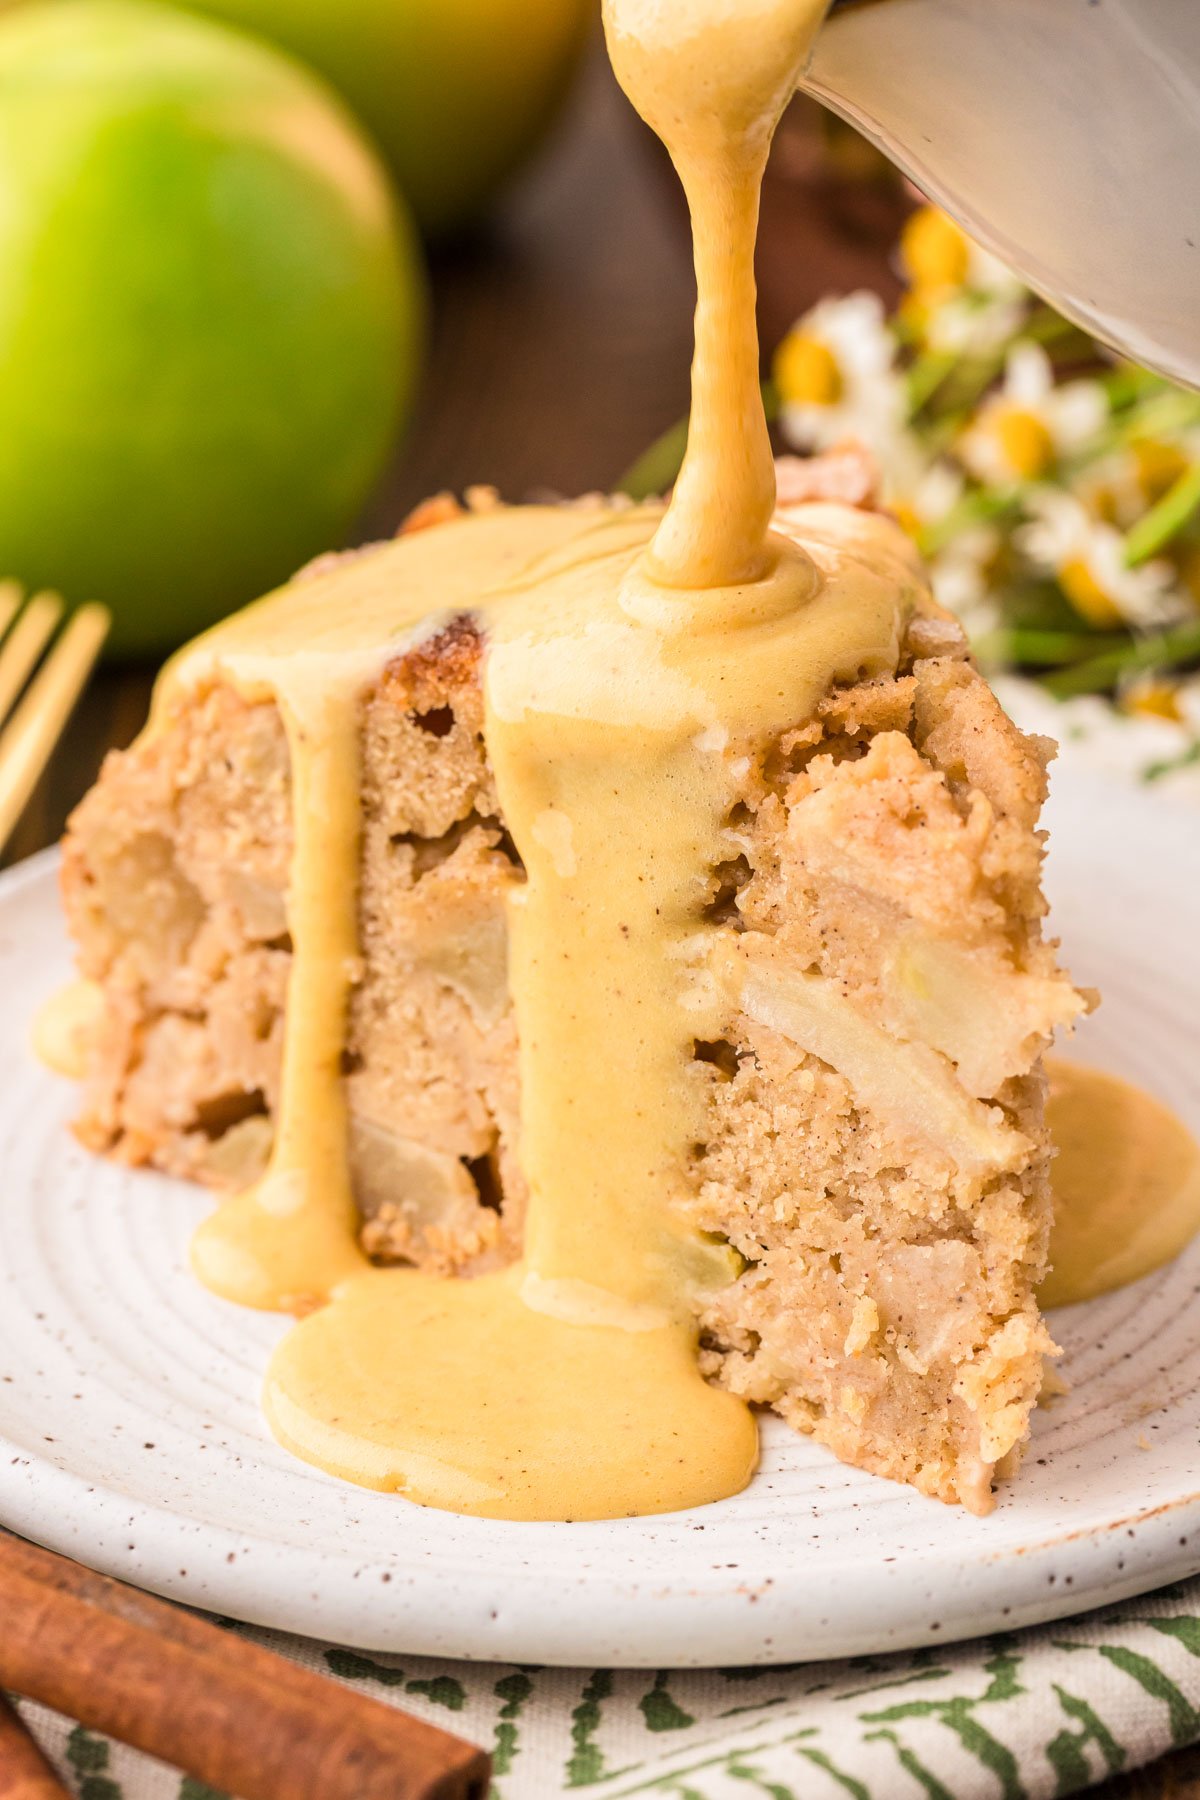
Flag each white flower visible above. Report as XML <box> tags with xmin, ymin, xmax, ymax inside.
<box><xmin>1119</xmin><ymin>675</ymin><xmax>1187</xmax><ymax>725</ymax></box>
<box><xmin>896</xmin><ymin>463</ymin><xmax>1002</xmax><ymax>636</ymax></box>
<box><xmin>1072</xmin><ymin>435</ymin><xmax>1200</xmax><ymax>532</ymax></box>
<box><xmin>774</xmin><ymin>294</ymin><xmax>916</xmax><ymax>496</ymax></box>
<box><xmin>900</xmin><ymin>205</ymin><xmax>1025</xmax><ymax>302</ymax></box>
<box><xmin>899</xmin><ymin>205</ymin><xmax>1027</xmax><ymax>357</ymax></box>
<box><xmin>899</xmin><ymin>461</ymin><xmax>964</xmax><ymax>531</ymax></box>
<box><xmin>922</xmin><ymin>290</ymin><xmax>1028</xmax><ymax>359</ymax></box>
<box><xmin>959</xmin><ymin>343</ymin><xmax>1107</xmax><ymax>486</ymax></box>
<box><xmin>929</xmin><ymin>542</ymin><xmax>1002</xmax><ymax>639</ymax></box>
<box><xmin>1176</xmin><ymin>675</ymin><xmax>1200</xmax><ymax>734</ymax></box>
<box><xmin>1017</xmin><ymin>489</ymin><xmax>1187</xmax><ymax>629</ymax></box>
<box><xmin>1069</xmin><ymin>450</ymin><xmax>1146</xmax><ymax>533</ymax></box>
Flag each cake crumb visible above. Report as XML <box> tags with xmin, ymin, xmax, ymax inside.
<box><xmin>844</xmin><ymin>1297</ymin><xmax>880</xmax><ymax>1358</ymax></box>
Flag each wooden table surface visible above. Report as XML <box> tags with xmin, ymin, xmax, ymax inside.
<box><xmin>4</xmin><ymin>40</ymin><xmax>1197</xmax><ymax>1800</ymax></box>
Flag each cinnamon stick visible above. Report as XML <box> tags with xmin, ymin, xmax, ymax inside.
<box><xmin>0</xmin><ymin>1532</ymin><xmax>490</xmax><ymax>1800</ymax></box>
<box><xmin>0</xmin><ymin>1694</ymin><xmax>72</xmax><ymax>1800</ymax></box>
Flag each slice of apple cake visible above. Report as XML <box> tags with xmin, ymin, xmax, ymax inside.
<box><xmin>60</xmin><ymin>462</ymin><xmax>1085</xmax><ymax>1512</ymax></box>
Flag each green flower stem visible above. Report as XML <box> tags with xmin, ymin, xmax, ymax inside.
<box><xmin>906</xmin><ymin>349</ymin><xmax>960</xmax><ymax>413</ymax></box>
<box><xmin>1101</xmin><ymin>364</ymin><xmax>1164</xmax><ymax>407</ymax></box>
<box><xmin>927</xmin><ymin>353</ymin><xmax>1004</xmax><ymax>420</ymax></box>
<box><xmin>1116</xmin><ymin>388</ymin><xmax>1200</xmax><ymax>445</ymax></box>
<box><xmin>974</xmin><ymin>627</ymin><xmax>1128</xmax><ymax>668</ymax></box>
<box><xmin>617</xmin><ymin>383</ymin><xmax>779</xmax><ymax>500</ymax></box>
<box><xmin>907</xmin><ymin>302</ymin><xmax>1079</xmax><ymax>416</ymax></box>
<box><xmin>617</xmin><ymin>416</ymin><xmax>691</xmax><ymax>501</ymax></box>
<box><xmin>1124</xmin><ymin>462</ymin><xmax>1200</xmax><ymax>567</ymax></box>
<box><xmin>1044</xmin><ymin>617</ymin><xmax>1200</xmax><ymax>698</ymax></box>
<box><xmin>909</xmin><ymin>306</ymin><xmax>1081</xmax><ymax>423</ymax></box>
<box><xmin>1072</xmin><ymin>387</ymin><xmax>1200</xmax><ymax>470</ymax></box>
<box><xmin>916</xmin><ymin>486</ymin><xmax>1023</xmax><ymax>556</ymax></box>
<box><xmin>1024</xmin><ymin>307</ymin><xmax>1092</xmax><ymax>354</ymax></box>
<box><xmin>1144</xmin><ymin>739</ymin><xmax>1200</xmax><ymax>782</ymax></box>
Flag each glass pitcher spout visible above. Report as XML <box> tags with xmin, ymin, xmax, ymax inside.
<box><xmin>802</xmin><ymin>0</ymin><xmax>1200</xmax><ymax>390</ymax></box>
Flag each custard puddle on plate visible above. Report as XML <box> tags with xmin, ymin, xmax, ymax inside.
<box><xmin>1</xmin><ymin>748</ymin><xmax>1198</xmax><ymax>1665</ymax></box>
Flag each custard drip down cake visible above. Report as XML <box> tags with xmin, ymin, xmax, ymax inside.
<box><xmin>61</xmin><ymin>462</ymin><xmax>1086</xmax><ymax>1515</ymax></box>
<box><xmin>56</xmin><ymin>0</ymin><xmax>1094</xmax><ymax>1526</ymax></box>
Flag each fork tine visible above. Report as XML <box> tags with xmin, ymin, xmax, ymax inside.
<box><xmin>0</xmin><ymin>581</ymin><xmax>23</xmax><ymax>642</ymax></box>
<box><xmin>0</xmin><ymin>591</ymin><xmax>64</xmax><ymax>725</ymax></box>
<box><xmin>0</xmin><ymin>602</ymin><xmax>110</xmax><ymax>854</ymax></box>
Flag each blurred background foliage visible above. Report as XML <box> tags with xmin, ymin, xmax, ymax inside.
<box><xmin>625</xmin><ymin>99</ymin><xmax>1200</xmax><ymax>772</ymax></box>
<box><xmin>770</xmin><ymin>203</ymin><xmax>1200</xmax><ymax>732</ymax></box>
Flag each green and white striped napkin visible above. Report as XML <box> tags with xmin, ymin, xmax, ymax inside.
<box><xmin>16</xmin><ymin>1572</ymin><xmax>1200</xmax><ymax>1799</ymax></box>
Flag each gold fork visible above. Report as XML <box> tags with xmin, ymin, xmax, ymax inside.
<box><xmin>0</xmin><ymin>582</ymin><xmax>110</xmax><ymax>856</ymax></box>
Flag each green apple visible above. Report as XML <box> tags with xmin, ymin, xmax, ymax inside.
<box><xmin>0</xmin><ymin>0</ymin><xmax>426</xmax><ymax>654</ymax></box>
<box><xmin>179</xmin><ymin>0</ymin><xmax>592</xmax><ymax>236</ymax></box>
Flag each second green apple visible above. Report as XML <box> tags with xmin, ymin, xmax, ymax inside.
<box><xmin>179</xmin><ymin>0</ymin><xmax>593</xmax><ymax>235</ymax></box>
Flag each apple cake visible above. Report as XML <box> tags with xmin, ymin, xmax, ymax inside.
<box><xmin>59</xmin><ymin>457</ymin><xmax>1085</xmax><ymax>1513</ymax></box>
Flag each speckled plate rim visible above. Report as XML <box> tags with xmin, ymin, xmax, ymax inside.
<box><xmin>4</xmin><ymin>1426</ymin><xmax>1200</xmax><ymax>1669</ymax></box>
<box><xmin>1</xmin><ymin>750</ymin><xmax>1199</xmax><ymax>1668</ymax></box>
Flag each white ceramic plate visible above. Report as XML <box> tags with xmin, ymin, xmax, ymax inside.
<box><xmin>2</xmin><ymin>757</ymin><xmax>1199</xmax><ymax>1669</ymax></box>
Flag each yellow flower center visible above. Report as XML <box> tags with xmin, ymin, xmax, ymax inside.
<box><xmin>1133</xmin><ymin>438</ymin><xmax>1188</xmax><ymax>503</ymax></box>
<box><xmin>1059</xmin><ymin>556</ymin><xmax>1124</xmax><ymax>627</ymax></box>
<box><xmin>891</xmin><ymin>500</ymin><xmax>921</xmax><ymax>539</ymax></box>
<box><xmin>900</xmin><ymin>206</ymin><xmax>970</xmax><ymax>292</ymax></box>
<box><xmin>993</xmin><ymin>406</ymin><xmax>1055</xmax><ymax>481</ymax></box>
<box><xmin>897</xmin><ymin>290</ymin><xmax>930</xmax><ymax>331</ymax></box>
<box><xmin>1088</xmin><ymin>483</ymin><xmax>1119</xmax><ymax>526</ymax></box>
<box><xmin>774</xmin><ymin>332</ymin><xmax>844</xmax><ymax>407</ymax></box>
<box><xmin>1121</xmin><ymin>679</ymin><xmax>1182</xmax><ymax>723</ymax></box>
